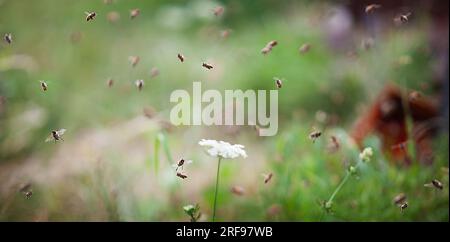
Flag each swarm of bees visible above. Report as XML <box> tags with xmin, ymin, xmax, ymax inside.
<box><xmin>299</xmin><ymin>43</ymin><xmax>311</xmax><ymax>54</ymax></box>
<box><xmin>230</xmin><ymin>185</ymin><xmax>245</xmax><ymax>196</ymax></box>
<box><xmin>107</xmin><ymin>78</ymin><xmax>114</xmax><ymax>87</ymax></box>
<box><xmin>202</xmin><ymin>62</ymin><xmax>213</xmax><ymax>70</ymax></box>
<box><xmin>130</xmin><ymin>9</ymin><xmax>140</xmax><ymax>19</ymax></box>
<box><xmin>4</xmin><ymin>33</ymin><xmax>12</xmax><ymax>44</ymax></box>
<box><xmin>40</xmin><ymin>81</ymin><xmax>48</xmax><ymax>91</ymax></box>
<box><xmin>177</xmin><ymin>53</ymin><xmax>185</xmax><ymax>62</ymax></box>
<box><xmin>135</xmin><ymin>79</ymin><xmax>144</xmax><ymax>91</ymax></box>
<box><xmin>19</xmin><ymin>183</ymin><xmax>33</xmax><ymax>199</ymax></box>
<box><xmin>262</xmin><ymin>172</ymin><xmax>273</xmax><ymax>184</ymax></box>
<box><xmin>85</xmin><ymin>11</ymin><xmax>96</xmax><ymax>22</ymax></box>
<box><xmin>365</xmin><ymin>4</ymin><xmax>381</xmax><ymax>14</ymax></box>
<box><xmin>261</xmin><ymin>40</ymin><xmax>278</xmax><ymax>55</ymax></box>
<box><xmin>424</xmin><ymin>179</ymin><xmax>444</xmax><ymax>190</ymax></box>
<box><xmin>129</xmin><ymin>56</ymin><xmax>140</xmax><ymax>67</ymax></box>
<box><xmin>213</xmin><ymin>6</ymin><xmax>224</xmax><ymax>17</ymax></box>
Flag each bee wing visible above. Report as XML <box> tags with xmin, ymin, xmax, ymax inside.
<box><xmin>185</xmin><ymin>160</ymin><xmax>193</xmax><ymax>165</ymax></box>
<box><xmin>171</xmin><ymin>164</ymin><xmax>179</xmax><ymax>169</ymax></box>
<box><xmin>57</xmin><ymin>129</ymin><xmax>67</xmax><ymax>136</ymax></box>
<box><xmin>424</xmin><ymin>183</ymin><xmax>434</xmax><ymax>188</ymax></box>
<box><xmin>45</xmin><ymin>135</ymin><xmax>54</xmax><ymax>142</ymax></box>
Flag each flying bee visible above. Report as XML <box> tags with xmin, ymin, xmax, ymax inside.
<box><xmin>365</xmin><ymin>4</ymin><xmax>381</xmax><ymax>14</ymax></box>
<box><xmin>130</xmin><ymin>8</ymin><xmax>140</xmax><ymax>19</ymax></box>
<box><xmin>107</xmin><ymin>78</ymin><xmax>114</xmax><ymax>87</ymax></box>
<box><xmin>230</xmin><ymin>185</ymin><xmax>245</xmax><ymax>196</ymax></box>
<box><xmin>143</xmin><ymin>106</ymin><xmax>156</xmax><ymax>119</ymax></box>
<box><xmin>45</xmin><ymin>129</ymin><xmax>66</xmax><ymax>143</ymax></box>
<box><xmin>262</xmin><ymin>172</ymin><xmax>273</xmax><ymax>184</ymax></box>
<box><xmin>309</xmin><ymin>129</ymin><xmax>322</xmax><ymax>143</ymax></box>
<box><xmin>24</xmin><ymin>190</ymin><xmax>33</xmax><ymax>199</ymax></box>
<box><xmin>202</xmin><ymin>62</ymin><xmax>213</xmax><ymax>70</ymax></box>
<box><xmin>424</xmin><ymin>179</ymin><xmax>444</xmax><ymax>190</ymax></box>
<box><xmin>176</xmin><ymin>172</ymin><xmax>188</xmax><ymax>179</ymax></box>
<box><xmin>150</xmin><ymin>67</ymin><xmax>160</xmax><ymax>78</ymax></box>
<box><xmin>213</xmin><ymin>6</ymin><xmax>224</xmax><ymax>17</ymax></box>
<box><xmin>177</xmin><ymin>53</ymin><xmax>185</xmax><ymax>62</ymax></box>
<box><xmin>327</xmin><ymin>135</ymin><xmax>340</xmax><ymax>153</ymax></box>
<box><xmin>85</xmin><ymin>11</ymin><xmax>97</xmax><ymax>22</ymax></box>
<box><xmin>261</xmin><ymin>40</ymin><xmax>278</xmax><ymax>55</ymax></box>
<box><xmin>107</xmin><ymin>11</ymin><xmax>120</xmax><ymax>24</ymax></box>
<box><xmin>129</xmin><ymin>56</ymin><xmax>140</xmax><ymax>67</ymax></box>
<box><xmin>40</xmin><ymin>81</ymin><xmax>48</xmax><ymax>91</ymax></box>
<box><xmin>400</xmin><ymin>202</ymin><xmax>408</xmax><ymax>212</ymax></box>
<box><xmin>4</xmin><ymin>33</ymin><xmax>12</xmax><ymax>44</ymax></box>
<box><xmin>409</xmin><ymin>91</ymin><xmax>422</xmax><ymax>101</ymax></box>
<box><xmin>172</xmin><ymin>159</ymin><xmax>193</xmax><ymax>172</ymax></box>
<box><xmin>220</xmin><ymin>29</ymin><xmax>231</xmax><ymax>39</ymax></box>
<box><xmin>135</xmin><ymin>79</ymin><xmax>144</xmax><ymax>91</ymax></box>
<box><xmin>394</xmin><ymin>12</ymin><xmax>412</xmax><ymax>25</ymax></box>
<box><xmin>393</xmin><ymin>193</ymin><xmax>407</xmax><ymax>205</ymax></box>
<box><xmin>103</xmin><ymin>0</ymin><xmax>113</xmax><ymax>4</ymax></box>
<box><xmin>299</xmin><ymin>43</ymin><xmax>311</xmax><ymax>54</ymax></box>
<box><xmin>19</xmin><ymin>183</ymin><xmax>33</xmax><ymax>199</ymax></box>
<box><xmin>275</xmin><ymin>79</ymin><xmax>282</xmax><ymax>89</ymax></box>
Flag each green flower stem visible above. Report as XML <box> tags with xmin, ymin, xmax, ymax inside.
<box><xmin>326</xmin><ymin>160</ymin><xmax>363</xmax><ymax>207</ymax></box>
<box><xmin>212</xmin><ymin>157</ymin><xmax>222</xmax><ymax>222</ymax></box>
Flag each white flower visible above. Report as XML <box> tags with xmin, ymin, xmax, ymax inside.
<box><xmin>198</xmin><ymin>139</ymin><xmax>247</xmax><ymax>159</ymax></box>
<box><xmin>359</xmin><ymin>147</ymin><xmax>373</xmax><ymax>162</ymax></box>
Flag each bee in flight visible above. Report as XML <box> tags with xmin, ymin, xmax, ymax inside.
<box><xmin>309</xmin><ymin>129</ymin><xmax>322</xmax><ymax>143</ymax></box>
<box><xmin>40</xmin><ymin>81</ymin><xmax>48</xmax><ymax>91</ymax></box>
<box><xmin>172</xmin><ymin>159</ymin><xmax>193</xmax><ymax>172</ymax></box>
<box><xmin>202</xmin><ymin>62</ymin><xmax>213</xmax><ymax>70</ymax></box>
<box><xmin>107</xmin><ymin>78</ymin><xmax>114</xmax><ymax>87</ymax></box>
<box><xmin>135</xmin><ymin>80</ymin><xmax>144</xmax><ymax>91</ymax></box>
<box><xmin>424</xmin><ymin>179</ymin><xmax>444</xmax><ymax>190</ymax></box>
<box><xmin>45</xmin><ymin>129</ymin><xmax>66</xmax><ymax>143</ymax></box>
<box><xmin>262</xmin><ymin>172</ymin><xmax>273</xmax><ymax>184</ymax></box>
<box><xmin>299</xmin><ymin>43</ymin><xmax>311</xmax><ymax>54</ymax></box>
<box><xmin>4</xmin><ymin>33</ymin><xmax>12</xmax><ymax>44</ymax></box>
<box><xmin>400</xmin><ymin>202</ymin><xmax>408</xmax><ymax>212</ymax></box>
<box><xmin>130</xmin><ymin>9</ymin><xmax>140</xmax><ymax>19</ymax></box>
<box><xmin>177</xmin><ymin>53</ymin><xmax>185</xmax><ymax>62</ymax></box>
<box><xmin>212</xmin><ymin>6</ymin><xmax>224</xmax><ymax>17</ymax></box>
<box><xmin>176</xmin><ymin>172</ymin><xmax>188</xmax><ymax>179</ymax></box>
<box><xmin>273</xmin><ymin>77</ymin><xmax>285</xmax><ymax>89</ymax></box>
<box><xmin>85</xmin><ymin>11</ymin><xmax>97</xmax><ymax>22</ymax></box>
<box><xmin>19</xmin><ymin>182</ymin><xmax>33</xmax><ymax>199</ymax></box>
<box><xmin>261</xmin><ymin>40</ymin><xmax>277</xmax><ymax>55</ymax></box>
<box><xmin>365</xmin><ymin>4</ymin><xmax>381</xmax><ymax>14</ymax></box>
<box><xmin>394</xmin><ymin>12</ymin><xmax>412</xmax><ymax>25</ymax></box>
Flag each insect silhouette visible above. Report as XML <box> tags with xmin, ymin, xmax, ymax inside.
<box><xmin>202</xmin><ymin>62</ymin><xmax>213</xmax><ymax>70</ymax></box>
<box><xmin>177</xmin><ymin>53</ymin><xmax>185</xmax><ymax>62</ymax></box>
<box><xmin>45</xmin><ymin>129</ymin><xmax>66</xmax><ymax>142</ymax></box>
<box><xmin>262</xmin><ymin>172</ymin><xmax>273</xmax><ymax>184</ymax></box>
<box><xmin>4</xmin><ymin>33</ymin><xmax>12</xmax><ymax>44</ymax></box>
<box><xmin>135</xmin><ymin>80</ymin><xmax>144</xmax><ymax>91</ymax></box>
<box><xmin>365</xmin><ymin>4</ymin><xmax>381</xmax><ymax>14</ymax></box>
<box><xmin>85</xmin><ymin>11</ymin><xmax>97</xmax><ymax>22</ymax></box>
<box><xmin>130</xmin><ymin>9</ymin><xmax>140</xmax><ymax>19</ymax></box>
<box><xmin>424</xmin><ymin>179</ymin><xmax>443</xmax><ymax>190</ymax></box>
<box><xmin>40</xmin><ymin>81</ymin><xmax>48</xmax><ymax>91</ymax></box>
<box><xmin>172</xmin><ymin>159</ymin><xmax>193</xmax><ymax>172</ymax></box>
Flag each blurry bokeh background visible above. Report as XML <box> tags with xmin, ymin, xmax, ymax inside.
<box><xmin>0</xmin><ymin>0</ymin><xmax>448</xmax><ymax>221</ymax></box>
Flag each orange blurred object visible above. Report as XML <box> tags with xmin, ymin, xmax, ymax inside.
<box><xmin>351</xmin><ymin>84</ymin><xmax>440</xmax><ymax>165</ymax></box>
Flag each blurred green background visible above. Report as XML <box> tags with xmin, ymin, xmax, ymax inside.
<box><xmin>0</xmin><ymin>0</ymin><xmax>448</xmax><ymax>221</ymax></box>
